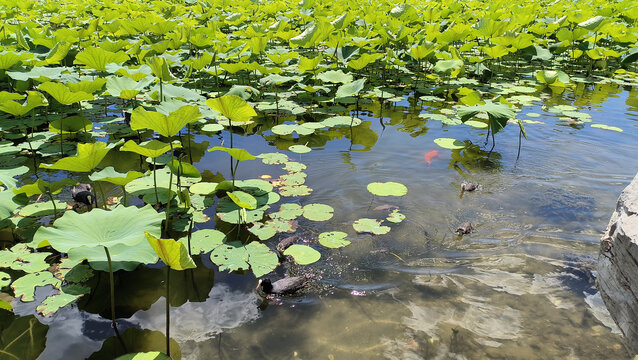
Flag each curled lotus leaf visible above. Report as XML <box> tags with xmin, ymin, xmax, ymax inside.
<box><xmin>40</xmin><ymin>142</ymin><xmax>110</xmax><ymax>172</ymax></box>
<box><xmin>89</xmin><ymin>167</ymin><xmax>145</xmax><ymax>186</ymax></box>
<box><xmin>145</xmin><ymin>232</ymin><xmax>196</xmax><ymax>271</ymax></box>
<box><xmin>120</xmin><ymin>140</ymin><xmax>180</xmax><ymax>159</ymax></box>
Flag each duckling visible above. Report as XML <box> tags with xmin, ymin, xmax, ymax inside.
<box><xmin>257</xmin><ymin>276</ymin><xmax>307</xmax><ymax>295</ymax></box>
<box><xmin>455</xmin><ymin>222</ymin><xmax>473</xmax><ymax>235</ymax></box>
<box><xmin>71</xmin><ymin>184</ymin><xmax>95</xmax><ymax>208</ymax></box>
<box><xmin>460</xmin><ymin>182</ymin><xmax>478</xmax><ymax>192</ymax></box>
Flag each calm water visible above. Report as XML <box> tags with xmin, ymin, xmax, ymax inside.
<box><xmin>16</xmin><ymin>82</ymin><xmax>638</xmax><ymax>359</ymax></box>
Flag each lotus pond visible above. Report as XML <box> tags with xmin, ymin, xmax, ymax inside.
<box><xmin>1</xmin><ymin>0</ymin><xmax>638</xmax><ymax>359</ymax></box>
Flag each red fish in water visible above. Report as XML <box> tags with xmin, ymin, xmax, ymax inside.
<box><xmin>425</xmin><ymin>150</ymin><xmax>439</xmax><ymax>165</ymax></box>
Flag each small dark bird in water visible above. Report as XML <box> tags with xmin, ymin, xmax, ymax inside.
<box><xmin>456</xmin><ymin>222</ymin><xmax>473</xmax><ymax>234</ymax></box>
<box><xmin>71</xmin><ymin>184</ymin><xmax>95</xmax><ymax>207</ymax></box>
<box><xmin>276</xmin><ymin>235</ymin><xmax>298</xmax><ymax>253</ymax></box>
<box><xmin>257</xmin><ymin>276</ymin><xmax>307</xmax><ymax>295</ymax></box>
<box><xmin>460</xmin><ymin>183</ymin><xmax>478</xmax><ymax>192</ymax></box>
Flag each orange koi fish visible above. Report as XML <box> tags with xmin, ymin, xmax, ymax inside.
<box><xmin>425</xmin><ymin>150</ymin><xmax>439</xmax><ymax>165</ymax></box>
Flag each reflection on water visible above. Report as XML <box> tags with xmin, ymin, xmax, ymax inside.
<box><xmin>16</xmin><ymin>83</ymin><xmax>638</xmax><ymax>359</ymax></box>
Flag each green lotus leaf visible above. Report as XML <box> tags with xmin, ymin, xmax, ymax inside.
<box><xmin>289</xmin><ymin>145</ymin><xmax>311</xmax><ymax>154</ymax></box>
<box><xmin>284</xmin><ymin>161</ymin><xmax>307</xmax><ymax>172</ymax></box>
<box><xmin>0</xmin><ymin>191</ymin><xmax>28</xmax><ymax>221</ymax></box>
<box><xmin>0</xmin><ymin>314</ymin><xmax>48</xmax><ymax>360</ymax></box>
<box><xmin>105</xmin><ymin>76</ymin><xmax>154</xmax><ymax>99</ymax></box>
<box><xmin>464</xmin><ymin>120</ymin><xmax>488</xmax><ymax>129</ymax></box>
<box><xmin>19</xmin><ymin>201</ymin><xmax>67</xmax><ymax>217</ymax></box>
<box><xmin>7</xmin><ymin>66</ymin><xmax>65</xmax><ymax>81</ymax></box>
<box><xmin>49</xmin><ymin>115</ymin><xmax>93</xmax><ymax>134</ymax></box>
<box><xmin>12</xmin><ymin>272</ymin><xmax>61</xmax><ymax>302</ymax></box>
<box><xmin>167</xmin><ymin>160</ymin><xmax>201</xmax><ymax>178</ymax></box>
<box><xmin>353</xmin><ymin>218</ymin><xmax>390</xmax><ymax>235</ymax></box>
<box><xmin>228</xmin><ymin>191</ymin><xmax>257</xmax><ymax>210</ymax></box>
<box><xmin>335</xmin><ymin>78</ymin><xmax>366</xmax><ymax>98</ymax></box>
<box><xmin>145</xmin><ymin>232</ymin><xmax>196</xmax><ymax>271</ymax></box>
<box><xmin>278</xmin><ymin>185</ymin><xmax>313</xmax><ymax>197</ymax></box>
<box><xmin>317</xmin><ymin>70</ymin><xmax>353</xmax><ymax>84</ymax></box>
<box><xmin>591</xmin><ymin>124</ymin><xmax>623</xmax><ymax>132</ymax></box>
<box><xmin>302</xmin><ymin>203</ymin><xmax>334</xmax><ymax>221</ymax></box>
<box><xmin>433</xmin><ymin>138</ymin><xmax>466</xmax><ymax>149</ymax></box>
<box><xmin>40</xmin><ymin>142</ymin><xmax>110</xmax><ymax>172</ymax></box>
<box><xmin>14</xmin><ymin>178</ymin><xmax>77</xmax><ymax>197</ymax></box>
<box><xmin>200</xmin><ymin>123</ymin><xmax>224</xmax><ymax>132</ymax></box>
<box><xmin>120</xmin><ymin>140</ymin><xmax>180</xmax><ymax>158</ymax></box>
<box><xmin>216</xmin><ymin>196</ymin><xmax>268</xmax><ymax>224</ymax></box>
<box><xmin>235</xmin><ymin>179</ymin><xmax>274</xmax><ymax>196</ymax></box>
<box><xmin>0</xmin><ymin>52</ymin><xmax>26</xmax><ymax>70</ymax></box>
<box><xmin>66</xmin><ymin>78</ymin><xmax>107</xmax><ymax>94</ymax></box>
<box><xmin>0</xmin><ymin>165</ymin><xmax>28</xmax><ymax>189</ymax></box>
<box><xmin>0</xmin><ymin>244</ymin><xmax>51</xmax><ymax>273</ymax></box>
<box><xmin>208</xmin><ymin>146</ymin><xmax>256</xmax><ymax>161</ymax></box>
<box><xmin>75</xmin><ymin>47</ymin><xmax>130</xmax><ymax>72</ymax></box>
<box><xmin>434</xmin><ymin>59</ymin><xmax>464</xmax><ymax>75</ymax></box>
<box><xmin>189</xmin><ymin>182</ymin><xmax>218</xmax><ymax>195</ymax></box>
<box><xmin>178</xmin><ymin>229</ymin><xmax>226</xmax><ymax>255</ymax></box>
<box><xmin>0</xmin><ymin>91</ymin><xmax>48</xmax><ymax>117</ymax></box>
<box><xmin>206</xmin><ymin>95</ymin><xmax>257</xmax><ymax>123</ymax></box>
<box><xmin>283</xmin><ymin>244</ymin><xmax>321</xmax><ymax>265</ymax></box>
<box><xmin>270</xmin><ymin>203</ymin><xmax>303</xmax><ymax>220</ymax></box>
<box><xmin>320</xmin><ymin>116</ymin><xmax>362</xmax><ymax>127</ymax></box>
<box><xmin>89</xmin><ymin>167</ymin><xmax>145</xmax><ymax>186</ymax></box>
<box><xmin>318</xmin><ymin>231</ymin><xmax>351</xmax><ymax>248</ymax></box>
<box><xmin>115</xmin><ymin>352</ymin><xmax>172</xmax><ymax>360</ymax></box>
<box><xmin>36</xmin><ymin>292</ymin><xmax>80</xmax><ymax>316</ymax></box>
<box><xmin>536</xmin><ymin>70</ymin><xmax>570</xmax><ymax>87</ymax></box>
<box><xmin>210</xmin><ymin>241</ymin><xmax>277</xmax><ymax>277</ymax></box>
<box><xmin>0</xmin><ymin>272</ymin><xmax>10</xmax><ymax>287</ymax></box>
<box><xmin>298</xmin><ymin>55</ymin><xmax>322</xmax><ymax>73</ymax></box>
<box><xmin>39</xmin><ymin>82</ymin><xmax>94</xmax><ymax>105</ymax></box>
<box><xmin>277</xmin><ymin>172</ymin><xmax>306</xmax><ymax>186</ymax></box>
<box><xmin>578</xmin><ymin>15</ymin><xmax>605</xmax><ymax>31</ymax></box>
<box><xmin>32</xmin><ymin>204</ymin><xmax>163</xmax><ymax>252</ymax></box>
<box><xmin>131</xmin><ymin>105</ymin><xmax>201</xmax><ymax>138</ymax></box>
<box><xmin>386</xmin><ymin>209</ymin><xmax>406</xmax><ymax>223</ymax></box>
<box><xmin>258</xmin><ymin>152</ymin><xmax>289</xmax><ymax>165</ymax></box>
<box><xmin>67</xmin><ymin>238</ymin><xmax>160</xmax><ymax>272</ymax></box>
<box><xmin>367</xmin><ymin>182</ymin><xmax>408</xmax><ymax>197</ymax></box>
<box><xmin>457</xmin><ymin>100</ymin><xmax>516</xmax><ymax>135</ymax></box>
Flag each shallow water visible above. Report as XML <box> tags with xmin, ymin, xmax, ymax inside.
<box><xmin>15</xmin><ymin>82</ymin><xmax>638</xmax><ymax>359</ymax></box>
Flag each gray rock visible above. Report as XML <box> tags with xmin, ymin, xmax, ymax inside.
<box><xmin>597</xmin><ymin>173</ymin><xmax>638</xmax><ymax>353</ymax></box>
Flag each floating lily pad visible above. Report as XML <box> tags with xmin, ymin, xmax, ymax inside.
<box><xmin>0</xmin><ymin>272</ymin><xmax>10</xmax><ymax>287</ymax></box>
<box><xmin>464</xmin><ymin>120</ymin><xmax>488</xmax><ymax>128</ymax></box>
<box><xmin>320</xmin><ymin>116</ymin><xmax>362</xmax><ymax>127</ymax></box>
<box><xmin>19</xmin><ymin>201</ymin><xmax>67</xmax><ymax>217</ymax></box>
<box><xmin>278</xmin><ymin>185</ymin><xmax>313</xmax><ymax>197</ymax></box>
<box><xmin>283</xmin><ymin>244</ymin><xmax>321</xmax><ymax>265</ymax></box>
<box><xmin>353</xmin><ymin>218</ymin><xmax>390</xmax><ymax>235</ymax></box>
<box><xmin>277</xmin><ymin>172</ymin><xmax>306</xmax><ymax>186</ymax></box>
<box><xmin>433</xmin><ymin>138</ymin><xmax>466</xmax><ymax>149</ymax></box>
<box><xmin>318</xmin><ymin>231</ymin><xmax>351</xmax><ymax>248</ymax></box>
<box><xmin>12</xmin><ymin>271</ymin><xmax>61</xmax><ymax>302</ymax></box>
<box><xmin>386</xmin><ymin>209</ymin><xmax>406</xmax><ymax>223</ymax></box>
<box><xmin>210</xmin><ymin>241</ymin><xmax>277</xmax><ymax>277</ymax></box>
<box><xmin>270</xmin><ymin>203</ymin><xmax>303</xmax><ymax>220</ymax></box>
<box><xmin>36</xmin><ymin>292</ymin><xmax>80</xmax><ymax>316</ymax></box>
<box><xmin>302</xmin><ymin>203</ymin><xmax>334</xmax><ymax>221</ymax></box>
<box><xmin>189</xmin><ymin>182</ymin><xmax>218</xmax><ymax>195</ymax></box>
<box><xmin>288</xmin><ymin>145</ymin><xmax>311</xmax><ymax>154</ymax></box>
<box><xmin>283</xmin><ymin>161</ymin><xmax>306</xmax><ymax>172</ymax></box>
<box><xmin>591</xmin><ymin>124</ymin><xmax>623</xmax><ymax>132</ymax></box>
<box><xmin>258</xmin><ymin>152</ymin><xmax>289</xmax><ymax>165</ymax></box>
<box><xmin>367</xmin><ymin>182</ymin><xmax>408</xmax><ymax>197</ymax></box>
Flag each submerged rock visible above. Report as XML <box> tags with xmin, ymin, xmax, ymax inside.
<box><xmin>258</xmin><ymin>276</ymin><xmax>307</xmax><ymax>295</ymax></box>
<box><xmin>597</xmin><ymin>173</ymin><xmax>638</xmax><ymax>353</ymax></box>
<box><xmin>456</xmin><ymin>222</ymin><xmax>473</xmax><ymax>235</ymax></box>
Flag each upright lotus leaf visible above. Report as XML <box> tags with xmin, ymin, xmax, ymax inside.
<box><xmin>335</xmin><ymin>78</ymin><xmax>366</xmax><ymax>98</ymax></box>
<box><xmin>297</xmin><ymin>55</ymin><xmax>323</xmax><ymax>73</ymax></box>
<box><xmin>318</xmin><ymin>231</ymin><xmax>351</xmax><ymax>248</ymax></box>
<box><xmin>0</xmin><ymin>165</ymin><xmax>29</xmax><ymax>189</ymax></box>
<box><xmin>32</xmin><ymin>204</ymin><xmax>163</xmax><ymax>252</ymax></box>
<box><xmin>40</xmin><ymin>142</ymin><xmax>110</xmax><ymax>172</ymax></box>
<box><xmin>66</xmin><ymin>79</ymin><xmax>107</xmax><ymax>94</ymax></box>
<box><xmin>144</xmin><ymin>232</ymin><xmax>196</xmax><ymax>271</ymax></box>
<box><xmin>0</xmin><ymin>52</ymin><xmax>26</xmax><ymax>70</ymax></box>
<box><xmin>39</xmin><ymin>82</ymin><xmax>94</xmax><ymax>105</ymax></box>
<box><xmin>536</xmin><ymin>70</ymin><xmax>570</xmax><ymax>87</ymax></box>
<box><xmin>0</xmin><ymin>91</ymin><xmax>48</xmax><ymax>117</ymax></box>
<box><xmin>147</xmin><ymin>57</ymin><xmax>177</xmax><ymax>82</ymax></box>
<box><xmin>0</xmin><ymin>314</ymin><xmax>49</xmax><ymax>360</ymax></box>
<box><xmin>228</xmin><ymin>191</ymin><xmax>257</xmax><ymax>209</ymax></box>
<box><xmin>74</xmin><ymin>47</ymin><xmax>130</xmax><ymax>72</ymax></box>
<box><xmin>366</xmin><ymin>182</ymin><xmax>408</xmax><ymax>196</ymax></box>
<box><xmin>208</xmin><ymin>147</ymin><xmax>256</xmax><ymax>161</ymax></box>
<box><xmin>89</xmin><ymin>167</ymin><xmax>145</xmax><ymax>186</ymax></box>
<box><xmin>14</xmin><ymin>178</ymin><xmax>78</xmax><ymax>197</ymax></box>
<box><xmin>0</xmin><ymin>191</ymin><xmax>28</xmax><ymax>221</ymax></box>
<box><xmin>317</xmin><ymin>70</ymin><xmax>353</xmax><ymax>84</ymax></box>
<box><xmin>130</xmin><ymin>105</ymin><xmax>201</xmax><ymax>137</ymax></box>
<box><xmin>578</xmin><ymin>16</ymin><xmax>606</xmax><ymax>31</ymax></box>
<box><xmin>49</xmin><ymin>115</ymin><xmax>93</xmax><ymax>134</ymax></box>
<box><xmin>434</xmin><ymin>59</ymin><xmax>464</xmax><ymax>78</ymax></box>
<box><xmin>283</xmin><ymin>244</ymin><xmax>321</xmax><ymax>265</ymax></box>
<box><xmin>106</xmin><ymin>76</ymin><xmax>154</xmax><ymax>99</ymax></box>
<box><xmin>166</xmin><ymin>160</ymin><xmax>201</xmax><ymax>178</ymax></box>
<box><xmin>457</xmin><ymin>100</ymin><xmax>516</xmax><ymax>135</ymax></box>
<box><xmin>120</xmin><ymin>140</ymin><xmax>180</xmax><ymax>158</ymax></box>
<box><xmin>38</xmin><ymin>42</ymin><xmax>72</xmax><ymax>65</ymax></box>
<box><xmin>205</xmin><ymin>95</ymin><xmax>257</xmax><ymax>123</ymax></box>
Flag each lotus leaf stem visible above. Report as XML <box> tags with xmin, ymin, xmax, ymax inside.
<box><xmin>104</xmin><ymin>246</ymin><xmax>127</xmax><ymax>352</ymax></box>
<box><xmin>165</xmin><ymin>141</ymin><xmax>175</xmax><ymax>233</ymax></box>
<box><xmin>166</xmin><ymin>266</ymin><xmax>171</xmax><ymax>356</ymax></box>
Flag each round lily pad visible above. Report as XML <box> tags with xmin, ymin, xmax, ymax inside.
<box><xmin>353</xmin><ymin>218</ymin><xmax>391</xmax><ymax>235</ymax></box>
<box><xmin>283</xmin><ymin>244</ymin><xmax>321</xmax><ymax>265</ymax></box>
<box><xmin>189</xmin><ymin>182</ymin><xmax>219</xmax><ymax>195</ymax></box>
<box><xmin>464</xmin><ymin>120</ymin><xmax>488</xmax><ymax>129</ymax></box>
<box><xmin>288</xmin><ymin>145</ymin><xmax>311</xmax><ymax>154</ymax></box>
<box><xmin>366</xmin><ymin>182</ymin><xmax>408</xmax><ymax>197</ymax></box>
<box><xmin>283</xmin><ymin>161</ymin><xmax>306</xmax><ymax>172</ymax></box>
<box><xmin>258</xmin><ymin>152</ymin><xmax>289</xmax><ymax>165</ymax></box>
<box><xmin>433</xmin><ymin>138</ymin><xmax>466</xmax><ymax>149</ymax></box>
<box><xmin>302</xmin><ymin>203</ymin><xmax>334</xmax><ymax>221</ymax></box>
<box><xmin>279</xmin><ymin>185</ymin><xmax>313</xmax><ymax>197</ymax></box>
<box><xmin>318</xmin><ymin>231</ymin><xmax>351</xmax><ymax>248</ymax></box>
<box><xmin>591</xmin><ymin>124</ymin><xmax>623</xmax><ymax>132</ymax></box>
